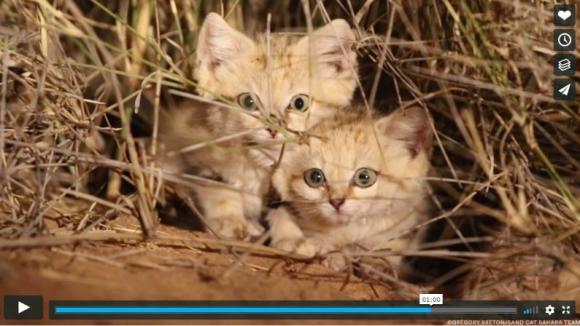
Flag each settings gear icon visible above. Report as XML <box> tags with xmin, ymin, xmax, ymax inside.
<box><xmin>545</xmin><ymin>305</ymin><xmax>555</xmax><ymax>316</ymax></box>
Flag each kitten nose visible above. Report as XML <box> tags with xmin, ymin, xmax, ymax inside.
<box><xmin>329</xmin><ymin>198</ymin><xmax>345</xmax><ymax>210</ymax></box>
<box><xmin>266</xmin><ymin>128</ymin><xmax>277</xmax><ymax>138</ymax></box>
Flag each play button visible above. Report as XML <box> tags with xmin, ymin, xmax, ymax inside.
<box><xmin>3</xmin><ymin>295</ymin><xmax>43</xmax><ymax>320</ymax></box>
<box><xmin>18</xmin><ymin>301</ymin><xmax>30</xmax><ymax>314</ymax></box>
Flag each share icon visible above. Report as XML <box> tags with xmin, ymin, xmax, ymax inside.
<box><xmin>553</xmin><ymin>79</ymin><xmax>576</xmax><ymax>101</ymax></box>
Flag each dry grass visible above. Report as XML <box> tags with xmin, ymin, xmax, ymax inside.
<box><xmin>0</xmin><ymin>0</ymin><xmax>578</xmax><ymax>299</ymax></box>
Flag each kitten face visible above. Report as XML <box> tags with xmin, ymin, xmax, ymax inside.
<box><xmin>195</xmin><ymin>13</ymin><xmax>357</xmax><ymax>162</ymax></box>
<box><xmin>272</xmin><ymin>107</ymin><xmax>432</xmax><ymax>228</ymax></box>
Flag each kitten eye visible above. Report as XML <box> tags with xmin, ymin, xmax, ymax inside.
<box><xmin>353</xmin><ymin>168</ymin><xmax>377</xmax><ymax>188</ymax></box>
<box><xmin>237</xmin><ymin>93</ymin><xmax>258</xmax><ymax>111</ymax></box>
<box><xmin>304</xmin><ymin>168</ymin><xmax>326</xmax><ymax>188</ymax></box>
<box><xmin>289</xmin><ymin>94</ymin><xmax>310</xmax><ymax>112</ymax></box>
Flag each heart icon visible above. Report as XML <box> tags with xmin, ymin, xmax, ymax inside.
<box><xmin>558</xmin><ymin>10</ymin><xmax>572</xmax><ymax>20</ymax></box>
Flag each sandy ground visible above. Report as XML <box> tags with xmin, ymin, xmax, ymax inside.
<box><xmin>2</xmin><ymin>215</ymin><xmax>577</xmax><ymax>324</ymax></box>
<box><xmin>0</xmin><ymin>215</ymin><xmax>428</xmax><ymax>324</ymax></box>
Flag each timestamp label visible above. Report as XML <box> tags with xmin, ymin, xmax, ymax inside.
<box><xmin>419</xmin><ymin>293</ymin><xmax>443</xmax><ymax>306</ymax></box>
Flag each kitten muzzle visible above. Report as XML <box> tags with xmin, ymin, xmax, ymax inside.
<box><xmin>329</xmin><ymin>198</ymin><xmax>345</xmax><ymax>210</ymax></box>
<box><xmin>266</xmin><ymin>128</ymin><xmax>278</xmax><ymax>138</ymax></box>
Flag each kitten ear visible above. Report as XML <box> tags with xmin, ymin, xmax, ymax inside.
<box><xmin>296</xmin><ymin>19</ymin><xmax>356</xmax><ymax>77</ymax></box>
<box><xmin>376</xmin><ymin>106</ymin><xmax>433</xmax><ymax>157</ymax></box>
<box><xmin>197</xmin><ymin>13</ymin><xmax>255</xmax><ymax>72</ymax></box>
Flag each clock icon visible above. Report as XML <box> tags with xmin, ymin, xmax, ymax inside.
<box><xmin>554</xmin><ymin>30</ymin><xmax>576</xmax><ymax>51</ymax></box>
<box><xmin>558</xmin><ymin>33</ymin><xmax>572</xmax><ymax>47</ymax></box>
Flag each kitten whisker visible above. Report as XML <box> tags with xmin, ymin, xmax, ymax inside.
<box><xmin>169</xmin><ymin>89</ymin><xmax>238</xmax><ymax>111</ymax></box>
<box><xmin>273</xmin><ymin>195</ymin><xmax>418</xmax><ymax>205</ymax></box>
<box><xmin>168</xmin><ymin>128</ymin><xmax>261</xmax><ymax>156</ymax></box>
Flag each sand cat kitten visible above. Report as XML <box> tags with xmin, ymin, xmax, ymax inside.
<box><xmin>159</xmin><ymin>13</ymin><xmax>357</xmax><ymax>239</ymax></box>
<box><xmin>267</xmin><ymin>106</ymin><xmax>432</xmax><ymax>270</ymax></box>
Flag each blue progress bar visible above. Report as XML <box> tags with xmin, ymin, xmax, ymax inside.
<box><xmin>55</xmin><ymin>306</ymin><xmax>432</xmax><ymax>314</ymax></box>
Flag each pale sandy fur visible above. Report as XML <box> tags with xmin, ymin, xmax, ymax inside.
<box><xmin>159</xmin><ymin>13</ymin><xmax>358</xmax><ymax>239</ymax></box>
<box><xmin>267</xmin><ymin>107</ymin><xmax>432</xmax><ymax>270</ymax></box>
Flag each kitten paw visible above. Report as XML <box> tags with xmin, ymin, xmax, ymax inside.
<box><xmin>274</xmin><ymin>238</ymin><xmax>326</xmax><ymax>258</ymax></box>
<box><xmin>205</xmin><ymin>215</ymin><xmax>251</xmax><ymax>240</ymax></box>
<box><xmin>247</xmin><ymin>220</ymin><xmax>265</xmax><ymax>237</ymax></box>
<box><xmin>322</xmin><ymin>252</ymin><xmax>349</xmax><ymax>271</ymax></box>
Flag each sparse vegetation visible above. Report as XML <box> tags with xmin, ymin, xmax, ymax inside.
<box><xmin>0</xmin><ymin>0</ymin><xmax>578</xmax><ymax>301</ymax></box>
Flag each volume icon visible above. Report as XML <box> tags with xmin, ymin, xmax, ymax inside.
<box><xmin>523</xmin><ymin>306</ymin><xmax>538</xmax><ymax>316</ymax></box>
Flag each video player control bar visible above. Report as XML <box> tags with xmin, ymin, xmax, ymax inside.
<box><xmin>48</xmin><ymin>300</ymin><xmax>575</xmax><ymax>320</ymax></box>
